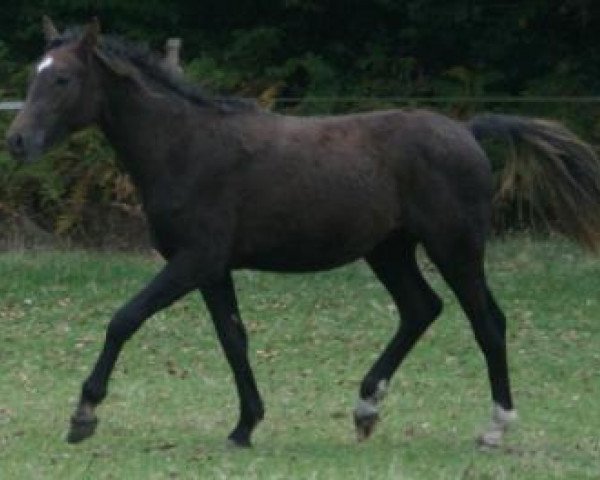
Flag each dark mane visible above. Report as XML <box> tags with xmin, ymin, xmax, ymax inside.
<box><xmin>48</xmin><ymin>27</ymin><xmax>259</xmax><ymax>113</ymax></box>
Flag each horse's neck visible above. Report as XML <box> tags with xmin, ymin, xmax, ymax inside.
<box><xmin>99</xmin><ymin>83</ymin><xmax>218</xmax><ymax>197</ymax></box>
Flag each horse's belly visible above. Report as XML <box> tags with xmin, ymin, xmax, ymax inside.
<box><xmin>234</xmin><ymin>239</ymin><xmax>370</xmax><ymax>272</ymax></box>
<box><xmin>232</xmin><ymin>209</ymin><xmax>398</xmax><ymax>272</ymax></box>
<box><xmin>231</xmin><ymin>154</ymin><xmax>401</xmax><ymax>271</ymax></box>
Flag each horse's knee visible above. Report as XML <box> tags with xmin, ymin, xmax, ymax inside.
<box><xmin>415</xmin><ymin>290</ymin><xmax>442</xmax><ymax>325</ymax></box>
<box><xmin>106</xmin><ymin>306</ymin><xmax>140</xmax><ymax>344</ymax></box>
<box><xmin>400</xmin><ymin>273</ymin><xmax>443</xmax><ymax>323</ymax></box>
<box><xmin>399</xmin><ymin>292</ymin><xmax>442</xmax><ymax>336</ymax></box>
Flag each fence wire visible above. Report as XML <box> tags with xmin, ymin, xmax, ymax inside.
<box><xmin>3</xmin><ymin>96</ymin><xmax>600</xmax><ymax>112</ymax></box>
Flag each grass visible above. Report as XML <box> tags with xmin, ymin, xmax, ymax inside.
<box><xmin>0</xmin><ymin>236</ymin><xmax>599</xmax><ymax>479</ymax></box>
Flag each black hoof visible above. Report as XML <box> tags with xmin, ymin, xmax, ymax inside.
<box><xmin>354</xmin><ymin>411</ymin><xmax>379</xmax><ymax>442</ymax></box>
<box><xmin>226</xmin><ymin>427</ymin><xmax>252</xmax><ymax>448</ymax></box>
<box><xmin>67</xmin><ymin>415</ymin><xmax>98</xmax><ymax>444</ymax></box>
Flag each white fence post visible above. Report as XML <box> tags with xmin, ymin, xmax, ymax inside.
<box><xmin>164</xmin><ymin>37</ymin><xmax>183</xmax><ymax>74</ymax></box>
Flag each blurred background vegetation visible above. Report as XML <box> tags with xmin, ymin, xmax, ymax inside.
<box><xmin>1</xmin><ymin>0</ymin><xmax>599</xmax><ymax>248</ymax></box>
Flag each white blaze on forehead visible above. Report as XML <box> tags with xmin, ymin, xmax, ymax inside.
<box><xmin>37</xmin><ymin>56</ymin><xmax>54</xmax><ymax>74</ymax></box>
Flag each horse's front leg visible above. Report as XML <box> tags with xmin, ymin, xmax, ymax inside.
<box><xmin>201</xmin><ymin>273</ymin><xmax>264</xmax><ymax>447</ymax></box>
<box><xmin>67</xmin><ymin>254</ymin><xmax>201</xmax><ymax>443</ymax></box>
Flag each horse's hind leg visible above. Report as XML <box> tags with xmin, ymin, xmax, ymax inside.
<box><xmin>201</xmin><ymin>273</ymin><xmax>264</xmax><ymax>447</ymax></box>
<box><xmin>355</xmin><ymin>232</ymin><xmax>443</xmax><ymax>440</ymax></box>
<box><xmin>425</xmin><ymin>234</ymin><xmax>517</xmax><ymax>447</ymax></box>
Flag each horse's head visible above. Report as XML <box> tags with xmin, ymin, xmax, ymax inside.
<box><xmin>6</xmin><ymin>17</ymin><xmax>103</xmax><ymax>163</ymax></box>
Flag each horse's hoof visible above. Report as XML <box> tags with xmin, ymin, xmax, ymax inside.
<box><xmin>476</xmin><ymin>404</ymin><xmax>517</xmax><ymax>450</ymax></box>
<box><xmin>226</xmin><ymin>427</ymin><xmax>252</xmax><ymax>448</ymax></box>
<box><xmin>66</xmin><ymin>415</ymin><xmax>98</xmax><ymax>444</ymax></box>
<box><xmin>476</xmin><ymin>430</ymin><xmax>503</xmax><ymax>450</ymax></box>
<box><xmin>354</xmin><ymin>411</ymin><xmax>379</xmax><ymax>442</ymax></box>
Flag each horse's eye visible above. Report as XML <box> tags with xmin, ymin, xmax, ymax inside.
<box><xmin>56</xmin><ymin>75</ymin><xmax>70</xmax><ymax>86</ymax></box>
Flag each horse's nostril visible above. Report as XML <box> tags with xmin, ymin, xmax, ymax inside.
<box><xmin>7</xmin><ymin>133</ymin><xmax>25</xmax><ymax>156</ymax></box>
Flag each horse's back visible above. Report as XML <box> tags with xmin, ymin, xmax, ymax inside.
<box><xmin>225</xmin><ymin>108</ymin><xmax>492</xmax><ymax>271</ymax></box>
<box><xmin>273</xmin><ymin>108</ymin><xmax>490</xmax><ymax>190</ymax></box>
<box><xmin>281</xmin><ymin>108</ymin><xmax>493</xmax><ymax>232</ymax></box>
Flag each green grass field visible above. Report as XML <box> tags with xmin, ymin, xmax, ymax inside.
<box><xmin>1</xmin><ymin>237</ymin><xmax>599</xmax><ymax>479</ymax></box>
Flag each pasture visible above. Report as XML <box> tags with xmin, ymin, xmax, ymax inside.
<box><xmin>0</xmin><ymin>237</ymin><xmax>598</xmax><ymax>479</ymax></box>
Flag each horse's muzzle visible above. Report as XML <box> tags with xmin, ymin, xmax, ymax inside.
<box><xmin>6</xmin><ymin>132</ymin><xmax>26</xmax><ymax>158</ymax></box>
<box><xmin>5</xmin><ymin>130</ymin><xmax>44</xmax><ymax>163</ymax></box>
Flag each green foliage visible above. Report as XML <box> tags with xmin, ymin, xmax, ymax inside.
<box><xmin>227</xmin><ymin>27</ymin><xmax>282</xmax><ymax>71</ymax></box>
<box><xmin>0</xmin><ymin>126</ymin><xmax>138</xmax><ymax>240</ymax></box>
<box><xmin>185</xmin><ymin>55</ymin><xmax>242</xmax><ymax>92</ymax></box>
<box><xmin>3</xmin><ymin>1</ymin><xmax>600</xmax><ymax>104</ymax></box>
<box><xmin>2</xmin><ymin>1</ymin><xmax>600</xmax><ymax>245</ymax></box>
<box><xmin>267</xmin><ymin>53</ymin><xmax>340</xmax><ymax>113</ymax></box>
<box><xmin>0</xmin><ymin>40</ymin><xmax>28</xmax><ymax>98</ymax></box>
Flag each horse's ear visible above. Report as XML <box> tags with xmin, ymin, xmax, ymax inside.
<box><xmin>80</xmin><ymin>17</ymin><xmax>101</xmax><ymax>50</ymax></box>
<box><xmin>42</xmin><ymin>15</ymin><xmax>59</xmax><ymax>43</ymax></box>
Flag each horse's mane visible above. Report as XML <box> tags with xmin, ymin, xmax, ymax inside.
<box><xmin>47</xmin><ymin>27</ymin><xmax>259</xmax><ymax>113</ymax></box>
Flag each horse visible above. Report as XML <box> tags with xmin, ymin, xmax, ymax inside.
<box><xmin>6</xmin><ymin>17</ymin><xmax>600</xmax><ymax>448</ymax></box>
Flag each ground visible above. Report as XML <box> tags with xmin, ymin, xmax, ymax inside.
<box><xmin>0</xmin><ymin>236</ymin><xmax>598</xmax><ymax>479</ymax></box>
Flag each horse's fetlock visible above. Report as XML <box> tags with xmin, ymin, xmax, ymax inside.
<box><xmin>360</xmin><ymin>377</ymin><xmax>388</xmax><ymax>401</ymax></box>
<box><xmin>244</xmin><ymin>400</ymin><xmax>264</xmax><ymax>425</ymax></box>
<box><xmin>477</xmin><ymin>403</ymin><xmax>518</xmax><ymax>448</ymax></box>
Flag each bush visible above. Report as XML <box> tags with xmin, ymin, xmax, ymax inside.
<box><xmin>0</xmin><ymin>124</ymin><xmax>143</xmax><ymax>248</ymax></box>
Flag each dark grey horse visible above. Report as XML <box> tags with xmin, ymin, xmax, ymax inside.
<box><xmin>7</xmin><ymin>18</ymin><xmax>600</xmax><ymax>448</ymax></box>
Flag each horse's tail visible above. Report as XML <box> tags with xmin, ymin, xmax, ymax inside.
<box><xmin>466</xmin><ymin>113</ymin><xmax>600</xmax><ymax>251</ymax></box>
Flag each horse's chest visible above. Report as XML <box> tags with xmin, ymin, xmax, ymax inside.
<box><xmin>144</xmin><ymin>191</ymin><xmax>231</xmax><ymax>258</ymax></box>
<box><xmin>145</xmin><ymin>209</ymin><xmax>183</xmax><ymax>253</ymax></box>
